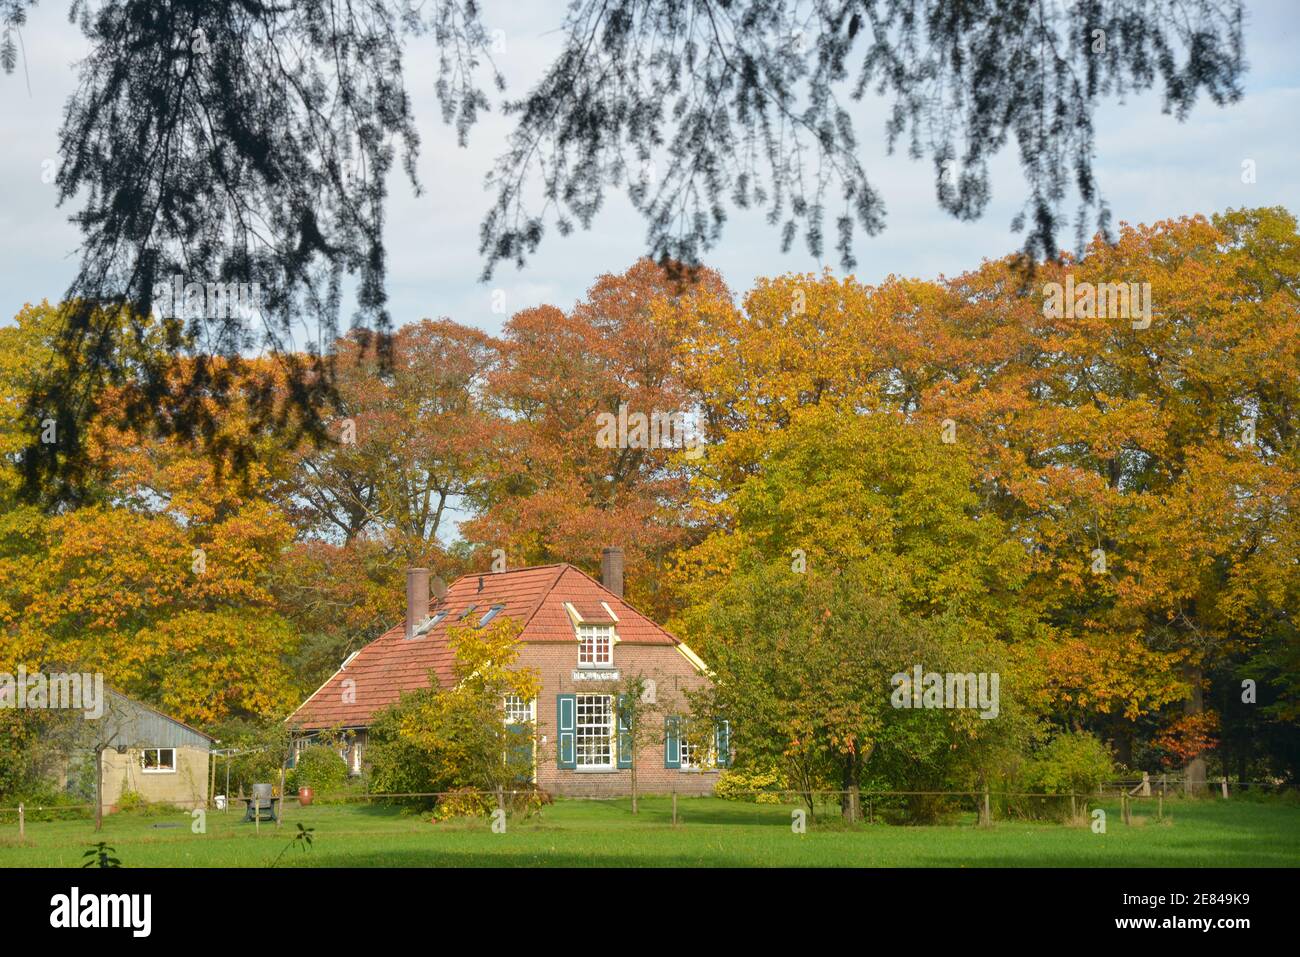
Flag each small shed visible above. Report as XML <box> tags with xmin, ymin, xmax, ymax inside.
<box><xmin>95</xmin><ymin>690</ymin><xmax>213</xmax><ymax>811</ymax></box>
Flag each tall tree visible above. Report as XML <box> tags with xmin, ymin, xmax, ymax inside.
<box><xmin>660</xmin><ymin>209</ymin><xmax>1300</xmax><ymax>783</ymax></box>
<box><xmin>3</xmin><ymin>0</ymin><xmax>1246</xmax><ymax>494</ymax></box>
<box><xmin>287</xmin><ymin>318</ymin><xmax>501</xmax><ymax>553</ymax></box>
<box><xmin>465</xmin><ymin>258</ymin><xmax>726</xmax><ymax>616</ymax></box>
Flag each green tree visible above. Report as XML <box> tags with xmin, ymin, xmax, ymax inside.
<box><xmin>366</xmin><ymin>616</ymin><xmax>541</xmax><ymax>811</ymax></box>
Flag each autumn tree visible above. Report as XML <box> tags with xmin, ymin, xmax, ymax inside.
<box><xmin>5</xmin><ymin>0</ymin><xmax>1245</xmax><ymax>496</ymax></box>
<box><xmin>922</xmin><ymin>210</ymin><xmax>1300</xmax><ymax>788</ymax></box>
<box><xmin>668</xmin><ymin>404</ymin><xmax>1040</xmax><ymax>819</ymax></box>
<box><xmin>661</xmin><ymin>209</ymin><xmax>1300</xmax><ymax>786</ymax></box>
<box><xmin>0</xmin><ymin>308</ymin><xmax>303</xmax><ymax>725</ymax></box>
<box><xmin>287</xmin><ymin>319</ymin><xmax>501</xmax><ymax>554</ymax></box>
<box><xmin>465</xmin><ymin>259</ymin><xmax>726</xmax><ymax>617</ymax></box>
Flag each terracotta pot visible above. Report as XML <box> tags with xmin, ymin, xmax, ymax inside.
<box><xmin>298</xmin><ymin>786</ymin><xmax>314</xmax><ymax>806</ymax></box>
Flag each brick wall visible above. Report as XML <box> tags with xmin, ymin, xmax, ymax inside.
<box><xmin>518</xmin><ymin>641</ymin><xmax>721</xmax><ymax>797</ymax></box>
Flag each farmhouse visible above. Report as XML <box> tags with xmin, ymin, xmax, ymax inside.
<box><xmin>289</xmin><ymin>548</ymin><xmax>727</xmax><ymax>795</ymax></box>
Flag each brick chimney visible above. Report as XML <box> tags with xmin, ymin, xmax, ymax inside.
<box><xmin>405</xmin><ymin>567</ymin><xmax>429</xmax><ymax>639</ymax></box>
<box><xmin>600</xmin><ymin>547</ymin><xmax>624</xmax><ymax>599</ymax></box>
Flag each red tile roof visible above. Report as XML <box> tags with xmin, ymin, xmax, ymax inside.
<box><xmin>289</xmin><ymin>563</ymin><xmax>680</xmax><ymax>729</ymax></box>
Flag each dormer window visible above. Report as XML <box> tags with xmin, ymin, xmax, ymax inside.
<box><xmin>577</xmin><ymin>624</ymin><xmax>613</xmax><ymax>667</ymax></box>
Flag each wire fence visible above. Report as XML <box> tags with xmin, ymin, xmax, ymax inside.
<box><xmin>4</xmin><ymin>777</ymin><xmax>1290</xmax><ymax>837</ymax></box>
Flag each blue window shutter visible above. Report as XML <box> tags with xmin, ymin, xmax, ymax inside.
<box><xmin>664</xmin><ymin>715</ymin><xmax>680</xmax><ymax>769</ymax></box>
<box><xmin>616</xmin><ymin>694</ymin><xmax>633</xmax><ymax>769</ymax></box>
<box><xmin>715</xmin><ymin>720</ymin><xmax>731</xmax><ymax>768</ymax></box>
<box><xmin>557</xmin><ymin>694</ymin><xmax>576</xmax><ymax>769</ymax></box>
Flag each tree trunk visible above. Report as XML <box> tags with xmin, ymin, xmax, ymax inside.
<box><xmin>1184</xmin><ymin>666</ymin><xmax>1208</xmax><ymax>796</ymax></box>
<box><xmin>1110</xmin><ymin>718</ymin><xmax>1134</xmax><ymax>769</ymax></box>
<box><xmin>94</xmin><ymin>747</ymin><xmax>103</xmax><ymax>832</ymax></box>
<box><xmin>841</xmin><ymin>759</ymin><xmax>861</xmax><ymax>823</ymax></box>
<box><xmin>631</xmin><ymin>766</ymin><xmax>638</xmax><ymax>815</ymax></box>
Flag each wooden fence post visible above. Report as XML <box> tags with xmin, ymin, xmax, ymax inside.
<box><xmin>17</xmin><ymin>803</ymin><xmax>23</xmax><ymax>839</ymax></box>
<box><xmin>671</xmin><ymin>791</ymin><xmax>678</xmax><ymax>827</ymax></box>
<box><xmin>1221</xmin><ymin>777</ymin><xmax>1229</xmax><ymax>799</ymax></box>
<box><xmin>981</xmin><ymin>784</ymin><xmax>991</xmax><ymax>827</ymax></box>
<box><xmin>277</xmin><ymin>764</ymin><xmax>286</xmax><ymax>829</ymax></box>
<box><xmin>1157</xmin><ymin>790</ymin><xmax>1164</xmax><ymax>821</ymax></box>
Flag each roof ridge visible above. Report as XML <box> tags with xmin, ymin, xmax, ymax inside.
<box><xmin>515</xmin><ymin>564</ymin><xmax>569</xmax><ymax>634</ymax></box>
<box><xmin>444</xmin><ymin>562</ymin><xmax>573</xmax><ymax>585</ymax></box>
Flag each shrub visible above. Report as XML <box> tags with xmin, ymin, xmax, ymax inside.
<box><xmin>715</xmin><ymin>767</ymin><xmax>784</xmax><ymax>804</ymax></box>
<box><xmin>898</xmin><ymin>792</ymin><xmax>961</xmax><ymax>826</ymax></box>
<box><xmin>1024</xmin><ymin>731</ymin><xmax>1116</xmax><ymax>795</ymax></box>
<box><xmin>289</xmin><ymin>745</ymin><xmax>350</xmax><ymax>794</ymax></box>
<box><xmin>115</xmin><ymin>789</ymin><xmax>149</xmax><ymax>813</ymax></box>
<box><xmin>505</xmin><ymin>786</ymin><xmax>552</xmax><ymax>817</ymax></box>
<box><xmin>1014</xmin><ymin>731</ymin><xmax>1116</xmax><ymax>821</ymax></box>
<box><xmin>432</xmin><ymin>787</ymin><xmax>494</xmax><ymax>822</ymax></box>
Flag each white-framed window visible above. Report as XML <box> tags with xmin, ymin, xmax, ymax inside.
<box><xmin>577</xmin><ymin>624</ymin><xmax>613</xmax><ymax>668</ymax></box>
<box><xmin>680</xmin><ymin>738</ymin><xmax>700</xmax><ymax>770</ymax></box>
<box><xmin>575</xmin><ymin>694</ymin><xmax>614</xmax><ymax>768</ymax></box>
<box><xmin>503</xmin><ymin>695</ymin><xmax>535</xmax><ymax>724</ymax></box>
<box><xmin>140</xmin><ymin>748</ymin><xmax>176</xmax><ymax>773</ymax></box>
<box><xmin>347</xmin><ymin>741</ymin><xmax>363</xmax><ymax>775</ymax></box>
<box><xmin>679</xmin><ymin>734</ymin><xmax>716</xmax><ymax>771</ymax></box>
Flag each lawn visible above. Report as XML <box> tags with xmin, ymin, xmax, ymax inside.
<box><xmin>1</xmin><ymin>796</ymin><xmax>1297</xmax><ymax>867</ymax></box>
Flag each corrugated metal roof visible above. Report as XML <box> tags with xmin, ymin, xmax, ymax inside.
<box><xmin>96</xmin><ymin>690</ymin><xmax>214</xmax><ymax>750</ymax></box>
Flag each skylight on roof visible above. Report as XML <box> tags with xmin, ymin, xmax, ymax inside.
<box><xmin>410</xmin><ymin>609</ymin><xmax>448</xmax><ymax>638</ymax></box>
<box><xmin>477</xmin><ymin>604</ymin><xmax>506</xmax><ymax>627</ymax></box>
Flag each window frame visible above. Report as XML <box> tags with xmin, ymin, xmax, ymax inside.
<box><xmin>679</xmin><ymin>733</ymin><xmax>716</xmax><ymax>772</ymax></box>
<box><xmin>503</xmin><ymin>694</ymin><xmax>535</xmax><ymax>725</ymax></box>
<box><xmin>478</xmin><ymin>604</ymin><xmax>507</xmax><ymax>627</ymax></box>
<box><xmin>574</xmin><ymin>693</ymin><xmax>615</xmax><ymax>770</ymax></box>
<box><xmin>576</xmin><ymin>624</ymin><xmax>614</xmax><ymax>668</ymax></box>
<box><xmin>140</xmin><ymin>747</ymin><xmax>176</xmax><ymax>774</ymax></box>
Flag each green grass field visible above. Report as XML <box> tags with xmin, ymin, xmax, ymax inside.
<box><xmin>2</xmin><ymin>796</ymin><xmax>1297</xmax><ymax>867</ymax></box>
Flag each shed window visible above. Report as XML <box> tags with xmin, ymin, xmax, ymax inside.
<box><xmin>141</xmin><ymin>748</ymin><xmax>176</xmax><ymax>773</ymax></box>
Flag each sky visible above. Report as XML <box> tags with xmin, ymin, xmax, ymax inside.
<box><xmin>2</xmin><ymin>0</ymin><xmax>1298</xmax><ymax>339</ymax></box>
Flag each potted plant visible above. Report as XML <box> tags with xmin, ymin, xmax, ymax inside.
<box><xmin>298</xmin><ymin>786</ymin><xmax>314</xmax><ymax>806</ymax></box>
